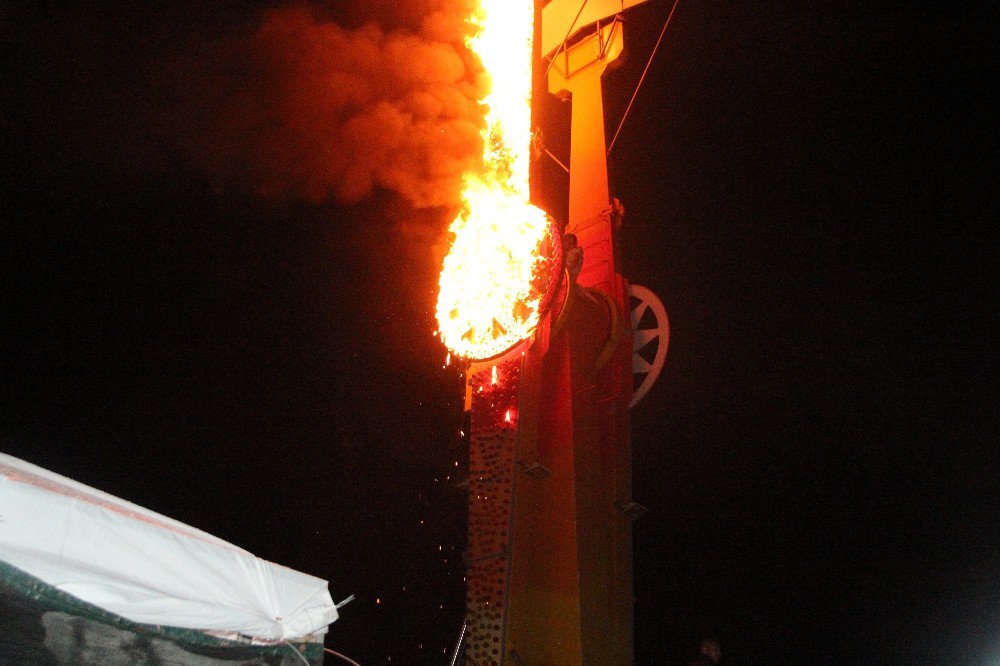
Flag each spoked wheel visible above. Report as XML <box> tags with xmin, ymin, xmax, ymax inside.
<box><xmin>628</xmin><ymin>284</ymin><xmax>669</xmax><ymax>409</ymax></box>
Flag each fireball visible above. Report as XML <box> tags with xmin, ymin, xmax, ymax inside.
<box><xmin>436</xmin><ymin>0</ymin><xmax>559</xmax><ymax>361</ymax></box>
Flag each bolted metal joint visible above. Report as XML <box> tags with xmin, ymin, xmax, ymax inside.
<box><xmin>520</xmin><ymin>461</ymin><xmax>552</xmax><ymax>479</ymax></box>
<box><xmin>615</xmin><ymin>500</ymin><xmax>648</xmax><ymax>520</ymax></box>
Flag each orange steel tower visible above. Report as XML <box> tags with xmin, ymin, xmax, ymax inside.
<box><xmin>453</xmin><ymin>1</ymin><xmax>668</xmax><ymax>664</ymax></box>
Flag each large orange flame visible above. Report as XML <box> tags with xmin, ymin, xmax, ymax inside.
<box><xmin>436</xmin><ymin>0</ymin><xmax>556</xmax><ymax>361</ymax></box>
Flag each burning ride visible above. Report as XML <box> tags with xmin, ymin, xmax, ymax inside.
<box><xmin>437</xmin><ymin>0</ymin><xmax>669</xmax><ymax>663</ymax></box>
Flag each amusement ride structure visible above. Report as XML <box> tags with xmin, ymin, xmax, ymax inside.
<box><xmin>436</xmin><ymin>1</ymin><xmax>671</xmax><ymax>663</ymax></box>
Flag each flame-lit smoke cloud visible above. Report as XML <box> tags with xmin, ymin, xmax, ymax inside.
<box><xmin>173</xmin><ymin>4</ymin><xmax>487</xmax><ymax>208</ymax></box>
<box><xmin>2</xmin><ymin>3</ymin><xmax>487</xmax><ymax>210</ymax></box>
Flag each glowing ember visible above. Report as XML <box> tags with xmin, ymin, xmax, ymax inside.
<box><xmin>436</xmin><ymin>0</ymin><xmax>557</xmax><ymax>361</ymax></box>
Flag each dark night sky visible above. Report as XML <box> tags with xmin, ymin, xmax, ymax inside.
<box><xmin>2</xmin><ymin>2</ymin><xmax>997</xmax><ymax>664</ymax></box>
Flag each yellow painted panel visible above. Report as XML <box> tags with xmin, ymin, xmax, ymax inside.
<box><xmin>541</xmin><ymin>0</ymin><xmax>649</xmax><ymax>56</ymax></box>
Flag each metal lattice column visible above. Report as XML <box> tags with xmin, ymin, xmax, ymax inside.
<box><xmin>464</xmin><ymin>359</ymin><xmax>521</xmax><ymax>666</ymax></box>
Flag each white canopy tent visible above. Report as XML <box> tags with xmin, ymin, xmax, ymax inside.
<box><xmin>0</xmin><ymin>453</ymin><xmax>338</xmax><ymax>643</ymax></box>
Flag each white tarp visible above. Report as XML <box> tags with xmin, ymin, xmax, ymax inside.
<box><xmin>0</xmin><ymin>453</ymin><xmax>337</xmax><ymax>641</ymax></box>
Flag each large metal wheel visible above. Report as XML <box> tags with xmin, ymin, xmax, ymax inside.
<box><xmin>628</xmin><ymin>284</ymin><xmax>669</xmax><ymax>409</ymax></box>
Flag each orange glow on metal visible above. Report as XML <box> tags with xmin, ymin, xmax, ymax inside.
<box><xmin>436</xmin><ymin>0</ymin><xmax>554</xmax><ymax>361</ymax></box>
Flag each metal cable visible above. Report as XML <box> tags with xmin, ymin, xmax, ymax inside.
<box><xmin>607</xmin><ymin>0</ymin><xmax>682</xmax><ymax>156</ymax></box>
<box><xmin>324</xmin><ymin>647</ymin><xmax>363</xmax><ymax>666</ymax></box>
<box><xmin>544</xmin><ymin>146</ymin><xmax>570</xmax><ymax>173</ymax></box>
<box><xmin>283</xmin><ymin>641</ymin><xmax>311</xmax><ymax>666</ymax></box>
<box><xmin>448</xmin><ymin>621</ymin><xmax>468</xmax><ymax>666</ymax></box>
